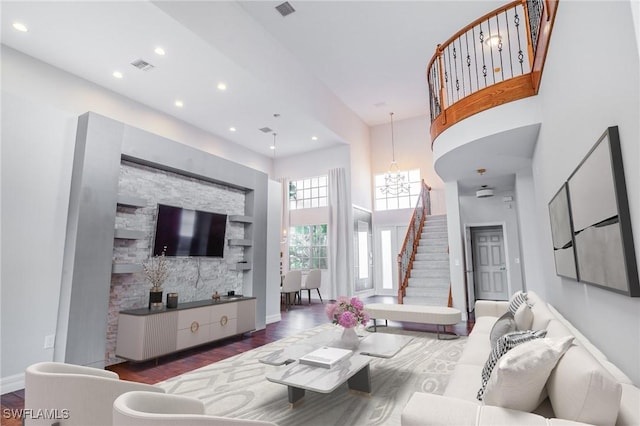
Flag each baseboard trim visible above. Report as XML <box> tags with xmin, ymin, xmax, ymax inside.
<box><xmin>266</xmin><ymin>313</ymin><xmax>281</xmax><ymax>324</ymax></box>
<box><xmin>1</xmin><ymin>373</ymin><xmax>25</xmax><ymax>394</ymax></box>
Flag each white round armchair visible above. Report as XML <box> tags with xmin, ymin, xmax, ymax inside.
<box><xmin>113</xmin><ymin>391</ymin><xmax>278</xmax><ymax>426</ymax></box>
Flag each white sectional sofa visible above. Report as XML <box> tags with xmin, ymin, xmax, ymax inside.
<box><xmin>401</xmin><ymin>291</ymin><xmax>640</xmax><ymax>426</ymax></box>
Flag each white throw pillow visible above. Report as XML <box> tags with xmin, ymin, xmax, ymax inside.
<box><xmin>514</xmin><ymin>302</ymin><xmax>534</xmax><ymax>330</ymax></box>
<box><xmin>547</xmin><ymin>344</ymin><xmax>622</xmax><ymax>426</ymax></box>
<box><xmin>483</xmin><ymin>336</ymin><xmax>575</xmax><ymax>412</ymax></box>
<box><xmin>477</xmin><ymin>329</ymin><xmax>547</xmax><ymax>401</ymax></box>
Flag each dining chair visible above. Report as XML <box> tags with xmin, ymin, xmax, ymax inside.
<box><xmin>280</xmin><ymin>270</ymin><xmax>302</xmax><ymax>310</ymax></box>
<box><xmin>301</xmin><ymin>269</ymin><xmax>323</xmax><ymax>304</ymax></box>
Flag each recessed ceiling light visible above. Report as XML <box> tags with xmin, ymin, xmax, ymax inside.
<box><xmin>12</xmin><ymin>22</ymin><xmax>28</xmax><ymax>32</ymax></box>
<box><xmin>217</xmin><ymin>82</ymin><xmax>227</xmax><ymax>91</ymax></box>
<box><xmin>174</xmin><ymin>100</ymin><xmax>184</xmax><ymax>108</ymax></box>
<box><xmin>311</xmin><ymin>136</ymin><xmax>318</xmax><ymax>141</ymax></box>
<box><xmin>112</xmin><ymin>71</ymin><xmax>123</xmax><ymax>79</ymax></box>
<box><xmin>485</xmin><ymin>34</ymin><xmax>502</xmax><ymax>47</ymax></box>
<box><xmin>154</xmin><ymin>47</ymin><xmax>165</xmax><ymax>56</ymax></box>
<box><xmin>269</xmin><ymin>145</ymin><xmax>276</xmax><ymax>150</ymax></box>
<box><xmin>229</xmin><ymin>127</ymin><xmax>236</xmax><ymax>132</ymax></box>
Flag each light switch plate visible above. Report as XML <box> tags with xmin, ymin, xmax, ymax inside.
<box><xmin>44</xmin><ymin>334</ymin><xmax>55</xmax><ymax>349</ymax></box>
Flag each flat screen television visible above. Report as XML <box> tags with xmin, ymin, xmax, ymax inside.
<box><xmin>153</xmin><ymin>204</ymin><xmax>227</xmax><ymax>257</ymax></box>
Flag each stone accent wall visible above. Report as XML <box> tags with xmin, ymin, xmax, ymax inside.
<box><xmin>106</xmin><ymin>160</ymin><xmax>246</xmax><ymax>364</ymax></box>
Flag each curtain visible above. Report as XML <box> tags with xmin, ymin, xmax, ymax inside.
<box><xmin>328</xmin><ymin>168</ymin><xmax>353</xmax><ymax>298</ymax></box>
<box><xmin>278</xmin><ymin>177</ymin><xmax>290</xmax><ymax>273</ymax></box>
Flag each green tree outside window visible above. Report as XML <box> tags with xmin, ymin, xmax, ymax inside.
<box><xmin>289</xmin><ymin>224</ymin><xmax>328</xmax><ymax>270</ymax></box>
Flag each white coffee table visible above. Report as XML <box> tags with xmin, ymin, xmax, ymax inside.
<box><xmin>262</xmin><ymin>329</ymin><xmax>413</xmax><ymax>404</ymax></box>
<box><xmin>266</xmin><ymin>354</ymin><xmax>372</xmax><ymax>404</ymax></box>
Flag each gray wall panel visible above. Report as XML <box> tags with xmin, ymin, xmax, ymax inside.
<box><xmin>62</xmin><ymin>113</ymin><xmax>269</xmax><ymax>367</ymax></box>
<box><xmin>63</xmin><ymin>112</ymin><xmax>124</xmax><ymax>366</ymax></box>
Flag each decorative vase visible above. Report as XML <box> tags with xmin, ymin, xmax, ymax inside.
<box><xmin>341</xmin><ymin>326</ymin><xmax>360</xmax><ymax>349</ymax></box>
<box><xmin>149</xmin><ymin>287</ymin><xmax>163</xmax><ymax>309</ymax></box>
<box><xmin>166</xmin><ymin>292</ymin><xmax>178</xmax><ymax>309</ymax></box>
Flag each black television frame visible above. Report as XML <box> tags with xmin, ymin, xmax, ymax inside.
<box><xmin>152</xmin><ymin>204</ymin><xmax>227</xmax><ymax>258</ymax></box>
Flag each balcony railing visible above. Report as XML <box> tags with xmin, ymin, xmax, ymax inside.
<box><xmin>428</xmin><ymin>0</ymin><xmax>558</xmax><ymax>143</ymax></box>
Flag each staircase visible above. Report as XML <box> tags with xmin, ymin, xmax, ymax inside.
<box><xmin>402</xmin><ymin>214</ymin><xmax>450</xmax><ymax>306</ymax></box>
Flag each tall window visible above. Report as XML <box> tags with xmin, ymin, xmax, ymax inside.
<box><xmin>289</xmin><ymin>176</ymin><xmax>328</xmax><ymax>210</ymax></box>
<box><xmin>289</xmin><ymin>224</ymin><xmax>328</xmax><ymax>270</ymax></box>
<box><xmin>380</xmin><ymin>230</ymin><xmax>394</xmax><ymax>289</ymax></box>
<box><xmin>374</xmin><ymin>169</ymin><xmax>421</xmax><ymax>211</ymax></box>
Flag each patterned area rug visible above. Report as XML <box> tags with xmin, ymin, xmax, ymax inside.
<box><xmin>157</xmin><ymin>324</ymin><xmax>467</xmax><ymax>426</ymax></box>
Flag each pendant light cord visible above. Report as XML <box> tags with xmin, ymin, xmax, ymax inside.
<box><xmin>390</xmin><ymin>112</ymin><xmax>396</xmax><ymax>163</ymax></box>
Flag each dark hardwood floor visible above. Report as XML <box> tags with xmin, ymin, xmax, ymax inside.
<box><xmin>0</xmin><ymin>295</ymin><xmax>473</xmax><ymax>426</ymax></box>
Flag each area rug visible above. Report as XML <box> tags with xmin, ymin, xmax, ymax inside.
<box><xmin>157</xmin><ymin>324</ymin><xmax>467</xmax><ymax>426</ymax></box>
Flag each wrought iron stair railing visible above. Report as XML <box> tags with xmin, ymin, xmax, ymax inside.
<box><xmin>397</xmin><ymin>180</ymin><xmax>431</xmax><ymax>304</ymax></box>
<box><xmin>428</xmin><ymin>0</ymin><xmax>558</xmax><ymax>143</ymax></box>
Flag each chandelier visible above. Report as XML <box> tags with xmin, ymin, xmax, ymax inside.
<box><xmin>381</xmin><ymin>112</ymin><xmax>409</xmax><ymax>195</ymax></box>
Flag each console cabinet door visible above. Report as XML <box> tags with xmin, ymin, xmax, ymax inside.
<box><xmin>210</xmin><ymin>302</ymin><xmax>238</xmax><ymax>340</ymax></box>
<box><xmin>177</xmin><ymin>307</ymin><xmax>211</xmax><ymax>350</ymax></box>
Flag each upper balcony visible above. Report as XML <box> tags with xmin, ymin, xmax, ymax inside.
<box><xmin>428</xmin><ymin>0</ymin><xmax>559</xmax><ymax>145</ymax></box>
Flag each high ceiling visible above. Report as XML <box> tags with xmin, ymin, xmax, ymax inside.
<box><xmin>1</xmin><ymin>0</ymin><xmax>504</xmax><ymax>159</ymax></box>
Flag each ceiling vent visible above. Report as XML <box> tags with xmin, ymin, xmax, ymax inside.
<box><xmin>476</xmin><ymin>188</ymin><xmax>495</xmax><ymax>198</ymax></box>
<box><xmin>259</xmin><ymin>127</ymin><xmax>273</xmax><ymax>133</ymax></box>
<box><xmin>275</xmin><ymin>1</ymin><xmax>296</xmax><ymax>17</ymax></box>
<box><xmin>131</xmin><ymin>59</ymin><xmax>155</xmax><ymax>71</ymax></box>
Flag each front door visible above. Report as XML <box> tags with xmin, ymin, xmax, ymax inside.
<box><xmin>471</xmin><ymin>226</ymin><xmax>508</xmax><ymax>300</ymax></box>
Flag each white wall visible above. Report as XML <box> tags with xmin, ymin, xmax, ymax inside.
<box><xmin>531</xmin><ymin>1</ymin><xmax>640</xmax><ymax>384</ymax></box>
<box><xmin>514</xmin><ymin>169</ymin><xmax>545</xmax><ymax>295</ymax></box>
<box><xmin>1</xmin><ymin>92</ymin><xmax>76</xmax><ymax>392</ymax></box>
<box><xmin>349</xmin><ymin>124</ymin><xmax>373</xmax><ymax>210</ymax></box>
<box><xmin>445</xmin><ymin>182</ymin><xmax>466</xmax><ymax>319</ymax></box>
<box><xmin>273</xmin><ymin>144</ymin><xmax>351</xmax><ymax>181</ymax></box>
<box><xmin>266</xmin><ymin>180</ymin><xmax>283</xmax><ymax>324</ymax></box>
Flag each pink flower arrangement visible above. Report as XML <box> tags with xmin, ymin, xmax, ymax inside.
<box><xmin>325</xmin><ymin>296</ymin><xmax>370</xmax><ymax>329</ymax></box>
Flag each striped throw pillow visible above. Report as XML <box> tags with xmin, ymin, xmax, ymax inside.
<box><xmin>508</xmin><ymin>291</ymin><xmax>529</xmax><ymax>316</ymax></box>
<box><xmin>477</xmin><ymin>329</ymin><xmax>548</xmax><ymax>401</ymax></box>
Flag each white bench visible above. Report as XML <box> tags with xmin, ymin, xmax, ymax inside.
<box><xmin>364</xmin><ymin>303</ymin><xmax>462</xmax><ymax>339</ymax></box>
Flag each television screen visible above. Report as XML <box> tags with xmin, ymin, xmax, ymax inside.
<box><xmin>153</xmin><ymin>204</ymin><xmax>227</xmax><ymax>257</ymax></box>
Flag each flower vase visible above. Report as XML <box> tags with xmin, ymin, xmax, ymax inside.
<box><xmin>149</xmin><ymin>287</ymin><xmax>163</xmax><ymax>309</ymax></box>
<box><xmin>341</xmin><ymin>326</ymin><xmax>359</xmax><ymax>349</ymax></box>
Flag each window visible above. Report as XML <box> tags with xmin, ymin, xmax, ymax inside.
<box><xmin>289</xmin><ymin>176</ymin><xmax>328</xmax><ymax>210</ymax></box>
<box><xmin>380</xmin><ymin>230</ymin><xmax>394</xmax><ymax>289</ymax></box>
<box><xmin>374</xmin><ymin>169</ymin><xmax>421</xmax><ymax>211</ymax></box>
<box><xmin>289</xmin><ymin>224</ymin><xmax>328</xmax><ymax>270</ymax></box>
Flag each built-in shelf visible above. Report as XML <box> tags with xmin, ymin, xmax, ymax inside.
<box><xmin>112</xmin><ymin>263</ymin><xmax>143</xmax><ymax>274</ymax></box>
<box><xmin>116</xmin><ymin>195</ymin><xmax>147</xmax><ymax>208</ymax></box>
<box><xmin>231</xmin><ymin>262</ymin><xmax>252</xmax><ymax>271</ymax></box>
<box><xmin>229</xmin><ymin>215</ymin><xmax>253</xmax><ymax>224</ymax></box>
<box><xmin>114</xmin><ymin>229</ymin><xmax>146</xmax><ymax>240</ymax></box>
<box><xmin>228</xmin><ymin>239</ymin><xmax>252</xmax><ymax>247</ymax></box>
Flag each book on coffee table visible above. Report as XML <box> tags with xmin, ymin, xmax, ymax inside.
<box><xmin>299</xmin><ymin>346</ymin><xmax>352</xmax><ymax>369</ymax></box>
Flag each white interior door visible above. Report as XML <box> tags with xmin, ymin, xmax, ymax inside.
<box><xmin>471</xmin><ymin>226</ymin><xmax>509</xmax><ymax>300</ymax></box>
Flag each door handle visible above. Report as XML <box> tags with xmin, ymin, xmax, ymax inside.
<box><xmin>499</xmin><ymin>267</ymin><xmax>506</xmax><ymax>271</ymax></box>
